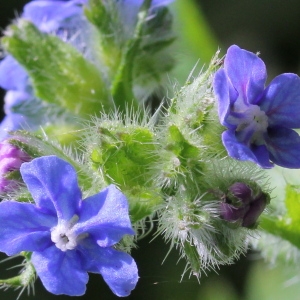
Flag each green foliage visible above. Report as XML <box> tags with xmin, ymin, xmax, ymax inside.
<box><xmin>110</xmin><ymin>0</ymin><xmax>154</xmax><ymax>111</ymax></box>
<box><xmin>0</xmin><ymin>252</ymin><xmax>35</xmax><ymax>292</ymax></box>
<box><xmin>89</xmin><ymin>120</ymin><xmax>162</xmax><ymax>222</ymax></box>
<box><xmin>260</xmin><ymin>184</ymin><xmax>300</xmax><ymax>249</ymax></box>
<box><xmin>2</xmin><ymin>20</ymin><xmax>111</xmax><ymax>117</ymax></box>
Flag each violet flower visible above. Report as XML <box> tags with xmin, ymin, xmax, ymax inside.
<box><xmin>220</xmin><ymin>182</ymin><xmax>269</xmax><ymax>228</ymax></box>
<box><xmin>213</xmin><ymin>45</ymin><xmax>300</xmax><ymax>168</ymax></box>
<box><xmin>0</xmin><ymin>155</ymin><xmax>138</xmax><ymax>296</ymax></box>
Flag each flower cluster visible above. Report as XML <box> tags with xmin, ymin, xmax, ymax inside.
<box><xmin>2</xmin><ymin>0</ymin><xmax>297</xmax><ymax>298</ymax></box>
<box><xmin>213</xmin><ymin>45</ymin><xmax>300</xmax><ymax>168</ymax></box>
<box><xmin>0</xmin><ymin>155</ymin><xmax>138</xmax><ymax>296</ymax></box>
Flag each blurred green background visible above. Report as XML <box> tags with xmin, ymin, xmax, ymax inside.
<box><xmin>1</xmin><ymin>0</ymin><xmax>300</xmax><ymax>299</ymax></box>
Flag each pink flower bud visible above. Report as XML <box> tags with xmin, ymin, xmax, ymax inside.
<box><xmin>0</xmin><ymin>140</ymin><xmax>31</xmax><ymax>193</ymax></box>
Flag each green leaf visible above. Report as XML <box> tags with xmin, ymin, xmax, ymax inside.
<box><xmin>110</xmin><ymin>0</ymin><xmax>153</xmax><ymax>112</ymax></box>
<box><xmin>2</xmin><ymin>20</ymin><xmax>111</xmax><ymax>117</ymax></box>
<box><xmin>259</xmin><ymin>184</ymin><xmax>300</xmax><ymax>250</ymax></box>
<box><xmin>285</xmin><ymin>184</ymin><xmax>300</xmax><ymax>224</ymax></box>
<box><xmin>84</xmin><ymin>0</ymin><xmax>111</xmax><ymax>33</ymax></box>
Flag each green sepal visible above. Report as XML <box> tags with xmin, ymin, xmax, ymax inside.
<box><xmin>167</xmin><ymin>125</ymin><xmax>200</xmax><ymax>159</ymax></box>
<box><xmin>91</xmin><ymin>125</ymin><xmax>162</xmax><ymax>221</ymax></box>
<box><xmin>84</xmin><ymin>0</ymin><xmax>113</xmax><ymax>34</ymax></box>
<box><xmin>4</xmin><ymin>170</ymin><xmax>22</xmax><ymax>181</ymax></box>
<box><xmin>125</xmin><ymin>186</ymin><xmax>162</xmax><ymax>223</ymax></box>
<box><xmin>212</xmin><ymin>230</ymin><xmax>238</xmax><ymax>259</ymax></box>
<box><xmin>2</xmin><ymin>20</ymin><xmax>111</xmax><ymax>117</ymax></box>
<box><xmin>183</xmin><ymin>241</ymin><xmax>201</xmax><ymax>276</ymax></box>
<box><xmin>36</xmin><ymin>123</ymin><xmax>83</xmax><ymax>148</ymax></box>
<box><xmin>92</xmin><ymin>126</ymin><xmax>156</xmax><ymax>186</ymax></box>
<box><xmin>166</xmin><ymin>53</ymin><xmax>225</xmax><ymax>158</ymax></box>
<box><xmin>160</xmin><ymin>124</ymin><xmax>203</xmax><ymax>190</ymax></box>
<box><xmin>0</xmin><ymin>252</ymin><xmax>35</xmax><ymax>290</ymax></box>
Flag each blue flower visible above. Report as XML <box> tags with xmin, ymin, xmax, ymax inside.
<box><xmin>0</xmin><ymin>155</ymin><xmax>138</xmax><ymax>296</ymax></box>
<box><xmin>213</xmin><ymin>45</ymin><xmax>300</xmax><ymax>168</ymax></box>
<box><xmin>22</xmin><ymin>0</ymin><xmax>87</xmax><ymax>33</ymax></box>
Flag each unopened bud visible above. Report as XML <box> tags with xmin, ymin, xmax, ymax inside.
<box><xmin>0</xmin><ymin>140</ymin><xmax>31</xmax><ymax>193</ymax></box>
<box><xmin>220</xmin><ymin>182</ymin><xmax>269</xmax><ymax>228</ymax></box>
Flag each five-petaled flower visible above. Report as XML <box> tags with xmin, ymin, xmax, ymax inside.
<box><xmin>213</xmin><ymin>44</ymin><xmax>300</xmax><ymax>168</ymax></box>
<box><xmin>0</xmin><ymin>155</ymin><xmax>138</xmax><ymax>296</ymax></box>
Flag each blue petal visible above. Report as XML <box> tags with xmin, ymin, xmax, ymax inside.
<box><xmin>213</xmin><ymin>68</ymin><xmax>238</xmax><ymax>129</ymax></box>
<box><xmin>74</xmin><ymin>185</ymin><xmax>134</xmax><ymax>247</ymax></box>
<box><xmin>80</xmin><ymin>241</ymin><xmax>138</xmax><ymax>297</ymax></box>
<box><xmin>224</xmin><ymin>45</ymin><xmax>266</xmax><ymax>105</ymax></box>
<box><xmin>31</xmin><ymin>245</ymin><xmax>88</xmax><ymax>296</ymax></box>
<box><xmin>0</xmin><ymin>201</ymin><xmax>55</xmax><ymax>256</ymax></box>
<box><xmin>0</xmin><ymin>56</ymin><xmax>28</xmax><ymax>91</ymax></box>
<box><xmin>266</xmin><ymin>127</ymin><xmax>300</xmax><ymax>168</ymax></box>
<box><xmin>251</xmin><ymin>144</ymin><xmax>274</xmax><ymax>169</ymax></box>
<box><xmin>23</xmin><ymin>1</ymin><xmax>84</xmax><ymax>32</ymax></box>
<box><xmin>20</xmin><ymin>156</ymin><xmax>82</xmax><ymax>221</ymax></box>
<box><xmin>259</xmin><ymin>73</ymin><xmax>300</xmax><ymax>128</ymax></box>
<box><xmin>0</xmin><ymin>114</ymin><xmax>33</xmax><ymax>141</ymax></box>
<box><xmin>222</xmin><ymin>130</ymin><xmax>273</xmax><ymax>168</ymax></box>
<box><xmin>4</xmin><ymin>90</ymin><xmax>31</xmax><ymax>113</ymax></box>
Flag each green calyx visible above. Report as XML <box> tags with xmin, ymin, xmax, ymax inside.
<box><xmin>0</xmin><ymin>252</ymin><xmax>35</xmax><ymax>291</ymax></box>
<box><xmin>90</xmin><ymin>124</ymin><xmax>162</xmax><ymax>222</ymax></box>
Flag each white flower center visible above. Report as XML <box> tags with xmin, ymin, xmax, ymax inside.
<box><xmin>51</xmin><ymin>215</ymin><xmax>87</xmax><ymax>252</ymax></box>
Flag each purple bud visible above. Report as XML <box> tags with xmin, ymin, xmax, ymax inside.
<box><xmin>220</xmin><ymin>182</ymin><xmax>269</xmax><ymax>228</ymax></box>
<box><xmin>0</xmin><ymin>140</ymin><xmax>31</xmax><ymax>193</ymax></box>
<box><xmin>227</xmin><ymin>182</ymin><xmax>253</xmax><ymax>205</ymax></box>
<box><xmin>242</xmin><ymin>193</ymin><xmax>269</xmax><ymax>227</ymax></box>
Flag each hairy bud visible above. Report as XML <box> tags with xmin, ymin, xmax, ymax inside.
<box><xmin>220</xmin><ymin>182</ymin><xmax>270</xmax><ymax>228</ymax></box>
